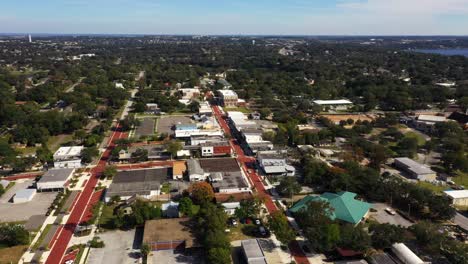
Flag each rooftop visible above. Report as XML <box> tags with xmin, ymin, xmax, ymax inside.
<box><xmin>290</xmin><ymin>191</ymin><xmax>371</xmax><ymax>225</ymax></box>
<box><xmin>53</xmin><ymin>146</ymin><xmax>84</xmax><ymax>157</ymax></box>
<box><xmin>394</xmin><ymin>157</ymin><xmax>435</xmax><ymax>175</ymax></box>
<box><xmin>15</xmin><ymin>188</ymin><xmax>36</xmax><ymax>199</ymax></box>
<box><xmin>218</xmin><ymin>89</ymin><xmax>237</xmax><ymax>97</ymax></box>
<box><xmin>444</xmin><ymin>190</ymin><xmax>468</xmax><ymax>199</ymax></box>
<box><xmin>417</xmin><ymin>114</ymin><xmax>447</xmax><ymax>123</ymax></box>
<box><xmin>143</xmin><ymin>218</ymin><xmax>196</xmax><ymax>248</ymax></box>
<box><xmin>199</xmin><ymin>158</ymin><xmax>240</xmax><ymax>172</ymax></box>
<box><xmin>38</xmin><ymin>168</ymin><xmax>74</xmax><ymax>183</ymax></box>
<box><xmin>106</xmin><ymin>167</ymin><xmax>170</xmax><ymax>198</ymax></box>
<box><xmin>313</xmin><ymin>99</ymin><xmax>352</xmax><ymax>105</ymax></box>
<box><xmin>241</xmin><ymin>239</ymin><xmax>266</xmax><ymax>263</ymax></box>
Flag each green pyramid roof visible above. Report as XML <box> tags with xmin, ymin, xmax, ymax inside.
<box><xmin>289</xmin><ymin>191</ymin><xmax>371</xmax><ymax>225</ymax></box>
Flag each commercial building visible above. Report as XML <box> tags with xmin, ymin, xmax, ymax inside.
<box><xmin>313</xmin><ymin>99</ymin><xmax>353</xmax><ymax>111</ymax></box>
<box><xmin>444</xmin><ymin>190</ymin><xmax>468</xmax><ymax>207</ymax></box>
<box><xmin>227</xmin><ymin>111</ymin><xmax>257</xmax><ymax>131</ymax></box>
<box><xmin>241</xmin><ymin>239</ymin><xmax>267</xmax><ymax>264</ymax></box>
<box><xmin>13</xmin><ymin>189</ymin><xmax>37</xmax><ymax>203</ymax></box>
<box><xmin>241</xmin><ymin>129</ymin><xmax>264</xmax><ymax>144</ymax></box>
<box><xmin>105</xmin><ymin>167</ymin><xmax>170</xmax><ymax>202</ymax></box>
<box><xmin>198</xmin><ymin>101</ymin><xmax>212</xmax><ymax>116</ymax></box>
<box><xmin>414</xmin><ymin>114</ymin><xmax>447</xmax><ymax>133</ymax></box>
<box><xmin>53</xmin><ymin>146</ymin><xmax>84</xmax><ymax>168</ymax></box>
<box><xmin>145</xmin><ymin>103</ymin><xmax>159</xmax><ymax>114</ymax></box>
<box><xmin>143</xmin><ymin>218</ymin><xmax>196</xmax><ymax>251</ymax></box>
<box><xmin>200</xmin><ymin>140</ymin><xmax>232</xmax><ymax>157</ymax></box>
<box><xmin>257</xmin><ymin>151</ymin><xmax>295</xmax><ymax>177</ymax></box>
<box><xmin>178</xmin><ymin>88</ymin><xmax>200</xmax><ymax>100</ymax></box>
<box><xmin>36</xmin><ymin>168</ymin><xmax>75</xmax><ymax>192</ymax></box>
<box><xmin>187</xmin><ymin>158</ymin><xmax>250</xmax><ymax>193</ymax></box>
<box><xmin>218</xmin><ymin>89</ymin><xmax>238</xmax><ymax>107</ymax></box>
<box><xmin>174</xmin><ymin>123</ymin><xmax>223</xmax><ymax>138</ymax></box>
<box><xmin>290</xmin><ymin>191</ymin><xmax>371</xmax><ymax>225</ymax></box>
<box><xmin>394</xmin><ymin>157</ymin><xmax>437</xmax><ymax>182</ymax></box>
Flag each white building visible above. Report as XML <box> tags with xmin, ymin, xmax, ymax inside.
<box><xmin>414</xmin><ymin>115</ymin><xmax>447</xmax><ymax>133</ymax></box>
<box><xmin>178</xmin><ymin>88</ymin><xmax>200</xmax><ymax>100</ymax></box>
<box><xmin>13</xmin><ymin>189</ymin><xmax>36</xmax><ymax>203</ymax></box>
<box><xmin>174</xmin><ymin>124</ymin><xmax>223</xmax><ymax>138</ymax></box>
<box><xmin>53</xmin><ymin>146</ymin><xmax>84</xmax><ymax>168</ymax></box>
<box><xmin>36</xmin><ymin>168</ymin><xmax>75</xmax><ymax>192</ymax></box>
<box><xmin>313</xmin><ymin>99</ymin><xmax>353</xmax><ymax>111</ymax></box>
<box><xmin>222</xmin><ymin>202</ymin><xmax>240</xmax><ymax>215</ymax></box>
<box><xmin>198</xmin><ymin>101</ymin><xmax>212</xmax><ymax>116</ymax></box>
<box><xmin>444</xmin><ymin>190</ymin><xmax>468</xmax><ymax>207</ymax></box>
<box><xmin>241</xmin><ymin>239</ymin><xmax>267</xmax><ymax>264</ymax></box>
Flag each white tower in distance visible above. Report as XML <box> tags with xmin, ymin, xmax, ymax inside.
<box><xmin>28</xmin><ymin>34</ymin><xmax>32</xmax><ymax>43</ymax></box>
<box><xmin>252</xmin><ymin>39</ymin><xmax>256</xmax><ymax>45</ymax></box>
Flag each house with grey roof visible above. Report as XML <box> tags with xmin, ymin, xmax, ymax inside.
<box><xmin>394</xmin><ymin>157</ymin><xmax>437</xmax><ymax>182</ymax></box>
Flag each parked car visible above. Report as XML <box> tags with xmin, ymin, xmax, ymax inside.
<box><xmin>258</xmin><ymin>226</ymin><xmax>270</xmax><ymax>237</ymax></box>
<box><xmin>385</xmin><ymin>208</ymin><xmax>396</xmax><ymax>215</ymax></box>
<box><xmin>254</xmin><ymin>219</ymin><xmax>261</xmax><ymax>225</ymax></box>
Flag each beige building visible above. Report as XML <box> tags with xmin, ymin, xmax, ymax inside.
<box><xmin>444</xmin><ymin>190</ymin><xmax>468</xmax><ymax>207</ymax></box>
<box><xmin>218</xmin><ymin>89</ymin><xmax>238</xmax><ymax>107</ymax></box>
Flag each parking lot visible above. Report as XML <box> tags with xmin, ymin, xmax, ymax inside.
<box><xmin>149</xmin><ymin>250</ymin><xmax>205</xmax><ymax>264</ymax></box>
<box><xmin>87</xmin><ymin>229</ymin><xmax>141</xmax><ymax>264</ymax></box>
<box><xmin>157</xmin><ymin>115</ymin><xmax>193</xmax><ymax>135</ymax></box>
<box><xmin>0</xmin><ymin>179</ymin><xmax>56</xmax><ymax>222</ymax></box>
<box><xmin>369</xmin><ymin>203</ymin><xmax>413</xmax><ymax>227</ymax></box>
<box><xmin>135</xmin><ymin>118</ymin><xmax>156</xmax><ymax>137</ymax></box>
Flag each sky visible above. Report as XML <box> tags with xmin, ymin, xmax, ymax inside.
<box><xmin>1</xmin><ymin>0</ymin><xmax>468</xmax><ymax>35</ymax></box>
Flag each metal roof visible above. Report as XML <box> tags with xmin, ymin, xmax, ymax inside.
<box><xmin>38</xmin><ymin>168</ymin><xmax>74</xmax><ymax>183</ymax></box>
<box><xmin>394</xmin><ymin>157</ymin><xmax>435</xmax><ymax>175</ymax></box>
<box><xmin>241</xmin><ymin>239</ymin><xmax>266</xmax><ymax>262</ymax></box>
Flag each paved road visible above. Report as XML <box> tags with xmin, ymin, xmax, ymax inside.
<box><xmin>45</xmin><ymin>127</ymin><xmax>128</xmax><ymax>264</ymax></box>
<box><xmin>454</xmin><ymin>212</ymin><xmax>468</xmax><ymax>232</ymax></box>
<box><xmin>64</xmin><ymin>77</ymin><xmax>85</xmax><ymax>93</ymax></box>
<box><xmin>212</xmin><ymin>105</ymin><xmax>310</xmax><ymax>264</ymax></box>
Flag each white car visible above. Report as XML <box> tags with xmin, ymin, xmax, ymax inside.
<box><xmin>385</xmin><ymin>208</ymin><xmax>396</xmax><ymax>215</ymax></box>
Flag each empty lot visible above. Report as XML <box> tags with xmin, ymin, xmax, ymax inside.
<box><xmin>0</xmin><ymin>179</ymin><xmax>56</xmax><ymax>222</ymax></box>
<box><xmin>87</xmin><ymin>229</ymin><xmax>141</xmax><ymax>264</ymax></box>
<box><xmin>157</xmin><ymin>116</ymin><xmax>193</xmax><ymax>135</ymax></box>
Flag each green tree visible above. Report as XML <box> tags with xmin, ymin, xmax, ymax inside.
<box><xmin>131</xmin><ymin>148</ymin><xmax>148</xmax><ymax>162</ymax></box>
<box><xmin>235</xmin><ymin>198</ymin><xmax>262</xmax><ymax>220</ymax></box>
<box><xmin>207</xmin><ymin>247</ymin><xmax>231</xmax><ymax>264</ymax></box>
<box><xmin>81</xmin><ymin>146</ymin><xmax>99</xmax><ymax>163</ymax></box>
<box><xmin>369</xmin><ymin>223</ymin><xmax>406</xmax><ymax>249</ymax></box>
<box><xmin>276</xmin><ymin>177</ymin><xmax>301</xmax><ymax>198</ymax></box>
<box><xmin>0</xmin><ymin>223</ymin><xmax>30</xmax><ymax>246</ymax></box>
<box><xmin>165</xmin><ymin>140</ymin><xmax>183</xmax><ymax>159</ymax></box>
<box><xmin>178</xmin><ymin>197</ymin><xmax>194</xmax><ymax>216</ymax></box>
<box><xmin>103</xmin><ymin>165</ymin><xmax>117</xmax><ymax>179</ymax></box>
<box><xmin>36</xmin><ymin>146</ymin><xmax>53</xmax><ymax>164</ymax></box>
<box><xmin>141</xmin><ymin>243</ymin><xmax>150</xmax><ymax>257</ymax></box>
<box><xmin>267</xmin><ymin>211</ymin><xmax>296</xmax><ymax>246</ymax></box>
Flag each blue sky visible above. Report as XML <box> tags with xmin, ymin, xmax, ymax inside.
<box><xmin>1</xmin><ymin>0</ymin><xmax>468</xmax><ymax>35</ymax></box>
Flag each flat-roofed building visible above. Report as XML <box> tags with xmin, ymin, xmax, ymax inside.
<box><xmin>53</xmin><ymin>146</ymin><xmax>84</xmax><ymax>168</ymax></box>
<box><xmin>198</xmin><ymin>101</ymin><xmax>212</xmax><ymax>116</ymax></box>
<box><xmin>313</xmin><ymin>99</ymin><xmax>353</xmax><ymax>111</ymax></box>
<box><xmin>257</xmin><ymin>151</ymin><xmax>295</xmax><ymax>177</ymax></box>
<box><xmin>394</xmin><ymin>157</ymin><xmax>437</xmax><ymax>182</ymax></box>
<box><xmin>218</xmin><ymin>89</ymin><xmax>238</xmax><ymax>107</ymax></box>
<box><xmin>200</xmin><ymin>140</ymin><xmax>232</xmax><ymax>157</ymax></box>
<box><xmin>13</xmin><ymin>189</ymin><xmax>36</xmax><ymax>203</ymax></box>
<box><xmin>105</xmin><ymin>167</ymin><xmax>170</xmax><ymax>202</ymax></box>
<box><xmin>36</xmin><ymin>168</ymin><xmax>75</xmax><ymax>192</ymax></box>
<box><xmin>444</xmin><ymin>190</ymin><xmax>468</xmax><ymax>207</ymax></box>
<box><xmin>241</xmin><ymin>239</ymin><xmax>267</xmax><ymax>264</ymax></box>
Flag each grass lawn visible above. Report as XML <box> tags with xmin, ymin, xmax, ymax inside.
<box><xmin>416</xmin><ymin>181</ymin><xmax>449</xmax><ymax>194</ymax></box>
<box><xmin>32</xmin><ymin>224</ymin><xmax>52</xmax><ymax>250</ymax></box>
<box><xmin>15</xmin><ymin>146</ymin><xmax>37</xmax><ymax>155</ymax></box>
<box><xmin>0</xmin><ymin>245</ymin><xmax>28</xmax><ymax>264</ymax></box>
<box><xmin>453</xmin><ymin>171</ymin><xmax>468</xmax><ymax>188</ymax></box>
<box><xmin>98</xmin><ymin>204</ymin><xmax>117</xmax><ymax>229</ymax></box>
<box><xmin>161</xmin><ymin>183</ymin><xmax>171</xmax><ymax>194</ymax></box>
<box><xmin>47</xmin><ymin>134</ymin><xmax>74</xmax><ymax>152</ymax></box>
<box><xmin>404</xmin><ymin>131</ymin><xmax>426</xmax><ymax>146</ymax></box>
<box><xmin>228</xmin><ymin>224</ymin><xmax>256</xmax><ymax>241</ymax></box>
<box><xmin>224</xmin><ymin>107</ymin><xmax>252</xmax><ymax>114</ymax></box>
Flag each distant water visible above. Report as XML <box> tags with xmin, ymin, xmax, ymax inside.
<box><xmin>412</xmin><ymin>49</ymin><xmax>468</xmax><ymax>57</ymax></box>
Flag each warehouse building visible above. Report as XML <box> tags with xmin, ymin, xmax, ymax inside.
<box><xmin>394</xmin><ymin>157</ymin><xmax>437</xmax><ymax>182</ymax></box>
<box><xmin>36</xmin><ymin>168</ymin><xmax>75</xmax><ymax>192</ymax></box>
<box><xmin>313</xmin><ymin>99</ymin><xmax>353</xmax><ymax>111</ymax></box>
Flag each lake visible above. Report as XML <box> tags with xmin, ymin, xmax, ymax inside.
<box><xmin>412</xmin><ymin>49</ymin><xmax>468</xmax><ymax>57</ymax></box>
